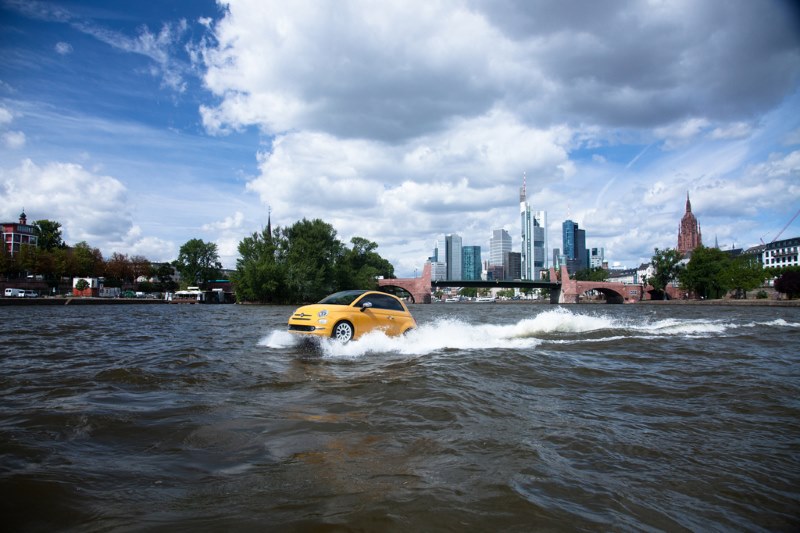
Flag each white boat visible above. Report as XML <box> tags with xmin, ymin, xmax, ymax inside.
<box><xmin>475</xmin><ymin>296</ymin><xmax>496</xmax><ymax>303</ymax></box>
<box><xmin>167</xmin><ymin>287</ymin><xmax>206</xmax><ymax>304</ymax></box>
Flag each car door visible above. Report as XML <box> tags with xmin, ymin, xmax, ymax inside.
<box><xmin>354</xmin><ymin>294</ymin><xmax>406</xmax><ymax>336</ymax></box>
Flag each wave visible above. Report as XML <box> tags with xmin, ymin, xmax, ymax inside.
<box><xmin>259</xmin><ymin>308</ymin><xmax>799</xmax><ymax>358</ymax></box>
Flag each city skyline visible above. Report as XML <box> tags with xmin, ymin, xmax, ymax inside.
<box><xmin>1</xmin><ymin>1</ymin><xmax>799</xmax><ymax>277</ymax></box>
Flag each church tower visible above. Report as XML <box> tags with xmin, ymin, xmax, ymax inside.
<box><xmin>677</xmin><ymin>192</ymin><xmax>702</xmax><ymax>255</ymax></box>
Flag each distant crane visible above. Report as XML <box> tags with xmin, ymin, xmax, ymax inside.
<box><xmin>770</xmin><ymin>207</ymin><xmax>800</xmax><ymax>243</ymax></box>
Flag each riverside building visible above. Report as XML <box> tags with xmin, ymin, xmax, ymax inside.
<box><xmin>2</xmin><ymin>210</ymin><xmax>38</xmax><ymax>257</ymax></box>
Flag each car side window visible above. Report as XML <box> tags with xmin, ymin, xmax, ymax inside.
<box><xmin>365</xmin><ymin>294</ymin><xmax>404</xmax><ymax>311</ymax></box>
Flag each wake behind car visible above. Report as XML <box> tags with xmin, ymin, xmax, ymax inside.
<box><xmin>287</xmin><ymin>290</ymin><xmax>416</xmax><ymax>343</ymax></box>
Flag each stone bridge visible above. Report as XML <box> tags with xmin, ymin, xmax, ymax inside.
<box><xmin>550</xmin><ymin>265</ymin><xmax>642</xmax><ymax>303</ymax></box>
<box><xmin>379</xmin><ymin>262</ymin><xmax>653</xmax><ymax>304</ymax></box>
<box><xmin>378</xmin><ymin>262</ymin><xmax>433</xmax><ymax>303</ymax></box>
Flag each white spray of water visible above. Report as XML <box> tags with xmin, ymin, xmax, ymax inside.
<box><xmin>259</xmin><ymin>308</ymin><xmax>800</xmax><ymax>359</ymax></box>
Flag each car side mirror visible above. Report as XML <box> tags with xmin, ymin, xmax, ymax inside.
<box><xmin>361</xmin><ymin>301</ymin><xmax>373</xmax><ymax>312</ymax></box>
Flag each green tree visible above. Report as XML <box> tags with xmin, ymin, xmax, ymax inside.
<box><xmin>679</xmin><ymin>246</ymin><xmax>731</xmax><ymax>299</ymax></box>
<box><xmin>459</xmin><ymin>287</ymin><xmax>478</xmax><ymax>298</ymax></box>
<box><xmin>34</xmin><ymin>219</ymin><xmax>66</xmax><ymax>250</ymax></box>
<box><xmin>105</xmin><ymin>252</ymin><xmax>132</xmax><ymax>284</ymax></box>
<box><xmin>71</xmin><ymin>242</ymin><xmax>104</xmax><ymax>277</ymax></box>
<box><xmin>575</xmin><ymin>267</ymin><xmax>608</xmax><ymax>282</ymax></box>
<box><xmin>154</xmin><ymin>263</ymin><xmax>179</xmax><ymax>292</ymax></box>
<box><xmin>175</xmin><ymin>239</ymin><xmax>222</xmax><ymax>288</ymax></box>
<box><xmin>650</xmin><ymin>247</ymin><xmax>684</xmax><ymax>300</ymax></box>
<box><xmin>232</xmin><ymin>226</ymin><xmax>289</xmax><ymax>303</ymax></box>
<box><xmin>774</xmin><ymin>270</ymin><xmax>800</xmax><ymax>299</ymax></box>
<box><xmin>16</xmin><ymin>244</ymin><xmax>40</xmax><ymax>276</ymax></box>
<box><xmin>336</xmin><ymin>236</ymin><xmax>395</xmax><ymax>290</ymax></box>
<box><xmin>130</xmin><ymin>255</ymin><xmax>151</xmax><ymax>284</ymax></box>
<box><xmin>283</xmin><ymin>219</ymin><xmax>343</xmax><ymax>302</ymax></box>
<box><xmin>233</xmin><ymin>220</ymin><xmax>399</xmax><ymax>304</ymax></box>
<box><xmin>724</xmin><ymin>255</ymin><xmax>767</xmax><ymax>299</ymax></box>
<box><xmin>0</xmin><ymin>247</ymin><xmax>10</xmax><ymax>276</ymax></box>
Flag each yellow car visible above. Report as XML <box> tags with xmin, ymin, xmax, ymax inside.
<box><xmin>287</xmin><ymin>290</ymin><xmax>417</xmax><ymax>342</ymax></box>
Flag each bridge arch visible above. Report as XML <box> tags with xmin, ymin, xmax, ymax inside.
<box><xmin>377</xmin><ymin>262</ymin><xmax>432</xmax><ymax>304</ymax></box>
<box><xmin>556</xmin><ymin>265</ymin><xmax>641</xmax><ymax>304</ymax></box>
<box><xmin>576</xmin><ymin>286</ymin><xmax>625</xmax><ymax>304</ymax></box>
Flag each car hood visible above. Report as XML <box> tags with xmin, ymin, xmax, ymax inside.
<box><xmin>289</xmin><ymin>303</ymin><xmax>341</xmax><ymax>319</ymax></box>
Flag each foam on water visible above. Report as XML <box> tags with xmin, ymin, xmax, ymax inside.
<box><xmin>260</xmin><ymin>307</ymin><xmax>800</xmax><ymax>358</ymax></box>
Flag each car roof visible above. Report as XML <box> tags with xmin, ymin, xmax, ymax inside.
<box><xmin>318</xmin><ymin>289</ymin><xmax>404</xmax><ymax>305</ymax></box>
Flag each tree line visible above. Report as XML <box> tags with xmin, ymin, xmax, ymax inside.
<box><xmin>0</xmin><ymin>219</ymin><xmax>218</xmax><ymax>294</ymax></box>
<box><xmin>2</xmin><ymin>217</ymin><xmax>394</xmax><ymax>302</ymax></box>
<box><xmin>648</xmin><ymin>246</ymin><xmax>798</xmax><ymax>299</ymax></box>
<box><xmin>231</xmin><ymin>218</ymin><xmax>394</xmax><ymax>304</ymax></box>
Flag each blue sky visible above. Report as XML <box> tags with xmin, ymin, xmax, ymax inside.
<box><xmin>1</xmin><ymin>0</ymin><xmax>799</xmax><ymax>275</ymax></box>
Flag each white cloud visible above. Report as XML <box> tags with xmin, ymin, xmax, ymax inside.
<box><xmin>246</xmin><ymin>111</ymin><xmax>572</xmax><ymax>250</ymax></box>
<box><xmin>55</xmin><ymin>41</ymin><xmax>73</xmax><ymax>55</ymax></box>
<box><xmin>202</xmin><ymin>211</ymin><xmax>244</xmax><ymax>231</ymax></box>
<box><xmin>709</xmin><ymin>122</ymin><xmax>752</xmax><ymax>140</ymax></box>
<box><xmin>109</xmin><ymin>225</ymin><xmax>176</xmax><ymax>263</ymax></box>
<box><xmin>2</xmin><ymin>131</ymin><xmax>26</xmax><ymax>149</ymax></box>
<box><xmin>199</xmin><ymin>0</ymin><xmax>800</xmax><ymax>141</ymax></box>
<box><xmin>0</xmin><ymin>158</ymin><xmax>132</xmax><ymax>246</ymax></box>
<box><xmin>0</xmin><ymin>107</ymin><xmax>12</xmax><ymax>125</ymax></box>
<box><xmin>655</xmin><ymin>118</ymin><xmax>711</xmax><ymax>149</ymax></box>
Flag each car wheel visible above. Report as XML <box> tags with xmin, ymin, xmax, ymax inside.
<box><xmin>332</xmin><ymin>321</ymin><xmax>354</xmax><ymax>343</ymax></box>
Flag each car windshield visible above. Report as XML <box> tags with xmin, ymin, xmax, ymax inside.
<box><xmin>318</xmin><ymin>290</ymin><xmax>367</xmax><ymax>306</ymax></box>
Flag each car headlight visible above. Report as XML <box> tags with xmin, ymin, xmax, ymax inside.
<box><xmin>318</xmin><ymin>309</ymin><xmax>328</xmax><ymax>318</ymax></box>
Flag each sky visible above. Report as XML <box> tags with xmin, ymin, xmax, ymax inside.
<box><xmin>1</xmin><ymin>0</ymin><xmax>799</xmax><ymax>276</ymax></box>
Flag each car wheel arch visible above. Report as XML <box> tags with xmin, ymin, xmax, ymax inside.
<box><xmin>332</xmin><ymin>320</ymin><xmax>355</xmax><ymax>343</ymax></box>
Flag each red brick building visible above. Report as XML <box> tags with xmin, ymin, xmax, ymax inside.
<box><xmin>677</xmin><ymin>193</ymin><xmax>702</xmax><ymax>255</ymax></box>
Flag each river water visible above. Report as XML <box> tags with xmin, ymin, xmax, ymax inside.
<box><xmin>1</xmin><ymin>302</ymin><xmax>798</xmax><ymax>531</ymax></box>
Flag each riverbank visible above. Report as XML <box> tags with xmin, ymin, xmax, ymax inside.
<box><xmin>639</xmin><ymin>298</ymin><xmax>800</xmax><ymax>306</ymax></box>
<box><xmin>0</xmin><ymin>297</ymin><xmax>166</xmax><ymax>306</ymax></box>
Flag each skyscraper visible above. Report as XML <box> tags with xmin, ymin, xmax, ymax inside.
<box><xmin>435</xmin><ymin>234</ymin><xmax>463</xmax><ymax>280</ymax></box>
<box><xmin>462</xmin><ymin>246</ymin><xmax>482</xmax><ymax>281</ymax></box>
<box><xmin>504</xmin><ymin>251</ymin><xmax>522</xmax><ymax>280</ymax></box>
<box><xmin>563</xmin><ymin>220</ymin><xmax>577</xmax><ymax>259</ymax></box>
<box><xmin>490</xmin><ymin>229</ymin><xmax>511</xmax><ymax>267</ymax></box>
<box><xmin>519</xmin><ymin>174</ymin><xmax>547</xmax><ymax>280</ymax></box>
<box><xmin>562</xmin><ymin>219</ymin><xmax>588</xmax><ymax>275</ymax></box>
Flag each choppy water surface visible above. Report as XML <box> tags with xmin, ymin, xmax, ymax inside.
<box><xmin>1</xmin><ymin>303</ymin><xmax>799</xmax><ymax>531</ymax></box>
